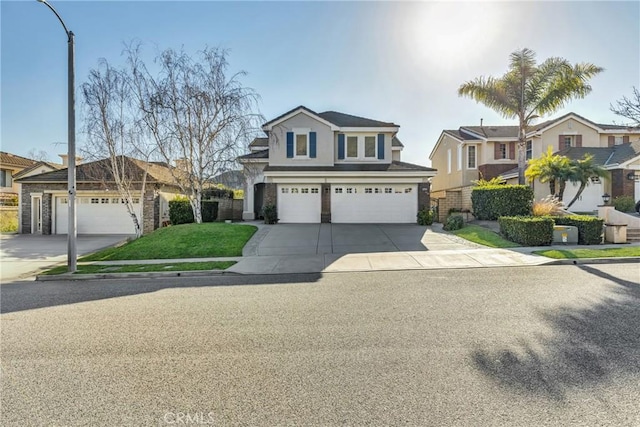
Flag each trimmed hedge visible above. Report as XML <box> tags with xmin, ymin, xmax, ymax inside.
<box><xmin>443</xmin><ymin>214</ymin><xmax>464</xmax><ymax>231</ymax></box>
<box><xmin>498</xmin><ymin>216</ymin><xmax>554</xmax><ymax>246</ymax></box>
<box><xmin>471</xmin><ymin>185</ymin><xmax>533</xmax><ymax>220</ymax></box>
<box><xmin>552</xmin><ymin>215</ymin><xmax>603</xmax><ymax>245</ymax></box>
<box><xmin>169</xmin><ymin>200</ymin><xmax>218</xmax><ymax>225</ymax></box>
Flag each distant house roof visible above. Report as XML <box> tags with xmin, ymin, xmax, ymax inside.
<box><xmin>264</xmin><ymin>160</ymin><xmax>435</xmax><ymax>173</ymax></box>
<box><xmin>248</xmin><ymin>137</ymin><xmax>269</xmax><ymax>149</ymax></box>
<box><xmin>0</xmin><ymin>152</ymin><xmax>37</xmax><ymax>169</ymax></box>
<box><xmin>237</xmin><ymin>150</ymin><xmax>269</xmax><ymax>161</ymax></box>
<box><xmin>16</xmin><ymin>156</ymin><xmax>177</xmax><ymax>184</ymax></box>
<box><xmin>13</xmin><ymin>161</ymin><xmax>63</xmax><ymax>179</ymax></box>
<box><xmin>262</xmin><ymin>105</ymin><xmax>399</xmax><ymax>130</ymax></box>
<box><xmin>557</xmin><ymin>139</ymin><xmax>640</xmax><ymax>166</ymax></box>
<box><xmin>211</xmin><ymin>170</ymin><xmax>244</xmax><ymax>189</ymax></box>
<box><xmin>392</xmin><ymin>137</ymin><xmax>404</xmax><ymax>148</ymax></box>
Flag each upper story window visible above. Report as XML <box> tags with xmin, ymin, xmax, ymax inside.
<box><xmin>526</xmin><ymin>141</ymin><xmax>533</xmax><ymax>160</ymax></box>
<box><xmin>0</xmin><ymin>169</ymin><xmax>12</xmax><ymax>188</ymax></box>
<box><xmin>346</xmin><ymin>136</ymin><xmax>358</xmax><ymax>158</ymax></box>
<box><xmin>467</xmin><ymin>145</ymin><xmax>477</xmax><ymax>169</ymax></box>
<box><xmin>295</xmin><ymin>133</ymin><xmax>308</xmax><ymax>157</ymax></box>
<box><xmin>364</xmin><ymin>136</ymin><xmax>376</xmax><ymax>158</ymax></box>
<box><xmin>614</xmin><ymin>136</ymin><xmax>623</xmax><ymax>145</ymax></box>
<box><xmin>498</xmin><ymin>143</ymin><xmax>507</xmax><ymax>159</ymax></box>
<box><xmin>562</xmin><ymin>136</ymin><xmax>573</xmax><ymax>149</ymax></box>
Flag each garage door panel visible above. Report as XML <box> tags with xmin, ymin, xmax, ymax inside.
<box><xmin>331</xmin><ymin>185</ymin><xmax>417</xmax><ymax>223</ymax></box>
<box><xmin>277</xmin><ymin>185</ymin><xmax>321</xmax><ymax>223</ymax></box>
<box><xmin>56</xmin><ymin>196</ymin><xmax>141</xmax><ymax>234</ymax></box>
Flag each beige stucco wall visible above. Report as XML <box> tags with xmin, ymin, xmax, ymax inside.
<box><xmin>430</xmin><ymin>136</ymin><xmax>481</xmax><ymax>192</ymax></box>
<box><xmin>537</xmin><ymin>119</ymin><xmax>601</xmax><ymax>150</ymax></box>
<box><xmin>268</xmin><ymin>113</ymin><xmax>334</xmax><ymax>167</ymax></box>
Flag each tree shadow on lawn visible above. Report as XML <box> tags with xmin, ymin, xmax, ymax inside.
<box><xmin>471</xmin><ymin>265</ymin><xmax>640</xmax><ymax>401</ymax></box>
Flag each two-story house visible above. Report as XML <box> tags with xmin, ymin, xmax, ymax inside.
<box><xmin>429</xmin><ymin>113</ymin><xmax>640</xmax><ymax>218</ymax></box>
<box><xmin>238</xmin><ymin>106</ymin><xmax>436</xmax><ymax>223</ymax></box>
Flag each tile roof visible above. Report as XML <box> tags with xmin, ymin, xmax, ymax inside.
<box><xmin>264</xmin><ymin>160</ymin><xmax>435</xmax><ymax>173</ymax></box>
<box><xmin>0</xmin><ymin>152</ymin><xmax>37</xmax><ymax>168</ymax></box>
<box><xmin>16</xmin><ymin>156</ymin><xmax>177</xmax><ymax>184</ymax></box>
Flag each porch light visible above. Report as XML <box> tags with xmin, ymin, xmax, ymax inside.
<box><xmin>601</xmin><ymin>193</ymin><xmax>611</xmax><ymax>205</ymax></box>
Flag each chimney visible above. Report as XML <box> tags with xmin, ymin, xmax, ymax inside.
<box><xmin>480</xmin><ymin>118</ymin><xmax>483</xmax><ymax>127</ymax></box>
<box><xmin>59</xmin><ymin>154</ymin><xmax>83</xmax><ymax>166</ymax></box>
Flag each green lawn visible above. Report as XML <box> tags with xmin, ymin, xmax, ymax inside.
<box><xmin>451</xmin><ymin>224</ymin><xmax>520</xmax><ymax>248</ymax></box>
<box><xmin>533</xmin><ymin>247</ymin><xmax>640</xmax><ymax>259</ymax></box>
<box><xmin>42</xmin><ymin>261</ymin><xmax>236</xmax><ymax>275</ymax></box>
<box><xmin>81</xmin><ymin>222</ymin><xmax>257</xmax><ymax>261</ymax></box>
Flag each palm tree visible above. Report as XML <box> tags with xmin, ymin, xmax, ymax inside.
<box><xmin>458</xmin><ymin>48</ymin><xmax>603</xmax><ymax>185</ymax></box>
<box><xmin>565</xmin><ymin>154</ymin><xmax>608</xmax><ymax>208</ymax></box>
<box><xmin>525</xmin><ymin>146</ymin><xmax>572</xmax><ymax>199</ymax></box>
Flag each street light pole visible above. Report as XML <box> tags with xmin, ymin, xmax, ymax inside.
<box><xmin>37</xmin><ymin>0</ymin><xmax>76</xmax><ymax>272</ymax></box>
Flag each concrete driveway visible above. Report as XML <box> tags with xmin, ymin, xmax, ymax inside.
<box><xmin>0</xmin><ymin>234</ymin><xmax>132</xmax><ymax>281</ymax></box>
<box><xmin>249</xmin><ymin>224</ymin><xmax>472</xmax><ymax>256</ymax></box>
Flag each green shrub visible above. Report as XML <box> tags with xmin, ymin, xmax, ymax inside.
<box><xmin>202</xmin><ymin>187</ymin><xmax>234</xmax><ymax>199</ymax></box>
<box><xmin>201</xmin><ymin>201</ymin><xmax>218</xmax><ymax>223</ymax></box>
<box><xmin>552</xmin><ymin>215</ymin><xmax>603</xmax><ymax>245</ymax></box>
<box><xmin>498</xmin><ymin>216</ymin><xmax>554</xmax><ymax>246</ymax></box>
<box><xmin>417</xmin><ymin>208</ymin><xmax>434</xmax><ymax>225</ymax></box>
<box><xmin>443</xmin><ymin>214</ymin><xmax>464</xmax><ymax>231</ymax></box>
<box><xmin>262</xmin><ymin>204</ymin><xmax>278</xmax><ymax>224</ymax></box>
<box><xmin>169</xmin><ymin>200</ymin><xmax>194</xmax><ymax>225</ymax></box>
<box><xmin>471</xmin><ymin>185</ymin><xmax>533</xmax><ymax>220</ymax></box>
<box><xmin>0</xmin><ymin>210</ymin><xmax>18</xmax><ymax>232</ymax></box>
<box><xmin>612</xmin><ymin>195</ymin><xmax>635</xmax><ymax>213</ymax></box>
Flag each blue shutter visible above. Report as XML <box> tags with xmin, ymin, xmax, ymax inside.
<box><xmin>309</xmin><ymin>132</ymin><xmax>317</xmax><ymax>158</ymax></box>
<box><xmin>338</xmin><ymin>134</ymin><xmax>345</xmax><ymax>160</ymax></box>
<box><xmin>377</xmin><ymin>134</ymin><xmax>385</xmax><ymax>159</ymax></box>
<box><xmin>286</xmin><ymin>132</ymin><xmax>294</xmax><ymax>158</ymax></box>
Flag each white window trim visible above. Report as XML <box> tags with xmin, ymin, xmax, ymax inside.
<box><xmin>293</xmin><ymin>128</ymin><xmax>310</xmax><ymax>159</ymax></box>
<box><xmin>467</xmin><ymin>145</ymin><xmax>477</xmax><ymax>170</ymax></box>
<box><xmin>346</xmin><ymin>136</ymin><xmax>359</xmax><ymax>159</ymax></box>
<box><xmin>447</xmin><ymin>149</ymin><xmax>452</xmax><ymax>174</ymax></box>
<box><xmin>341</xmin><ymin>134</ymin><xmax>379</xmax><ymax>161</ymax></box>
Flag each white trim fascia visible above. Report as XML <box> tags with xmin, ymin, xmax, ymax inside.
<box><xmin>269</xmin><ymin>176</ymin><xmax>428</xmax><ymax>184</ymax></box>
<box><xmin>617</xmin><ymin>153</ymin><xmax>640</xmax><ymax>168</ymax></box>
<box><xmin>532</xmin><ymin>114</ymin><xmax>603</xmax><ymax>135</ymax></box>
<box><xmin>338</xmin><ymin>126</ymin><xmax>399</xmax><ymax>133</ymax></box>
<box><xmin>238</xmin><ymin>158</ymin><xmax>268</xmax><ymax>164</ymax></box>
<box><xmin>391</xmin><ymin>146</ymin><xmax>403</xmax><ymax>151</ymax></box>
<box><xmin>461</xmin><ymin>140</ymin><xmax>482</xmax><ymax>146</ymax></box>
<box><xmin>262</xmin><ymin>108</ymin><xmax>339</xmax><ymax>131</ymax></box>
<box><xmin>600</xmin><ymin>129</ymin><xmax>640</xmax><ymax>134</ymax></box>
<box><xmin>264</xmin><ymin>170</ymin><xmax>435</xmax><ymax>178</ymax></box>
<box><xmin>486</xmin><ymin>137</ymin><xmax>518</xmax><ymax>142</ymax></box>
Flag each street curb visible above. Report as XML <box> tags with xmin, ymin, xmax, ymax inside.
<box><xmin>541</xmin><ymin>256</ymin><xmax>640</xmax><ymax>266</ymax></box>
<box><xmin>36</xmin><ymin>270</ymin><xmax>240</xmax><ymax>281</ymax></box>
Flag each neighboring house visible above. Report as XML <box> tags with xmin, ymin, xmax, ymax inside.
<box><xmin>238</xmin><ymin>106</ymin><xmax>436</xmax><ymax>223</ymax></box>
<box><xmin>16</xmin><ymin>156</ymin><xmax>184</xmax><ymax>235</ymax></box>
<box><xmin>429</xmin><ymin>112</ymin><xmax>640</xmax><ymax>218</ymax></box>
<box><xmin>211</xmin><ymin>170</ymin><xmax>244</xmax><ymax>190</ymax></box>
<box><xmin>0</xmin><ymin>152</ymin><xmax>39</xmax><ymax>204</ymax></box>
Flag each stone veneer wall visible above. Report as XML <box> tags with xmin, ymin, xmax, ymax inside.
<box><xmin>321</xmin><ymin>184</ymin><xmax>331</xmax><ymax>223</ymax></box>
<box><xmin>263</xmin><ymin>183</ymin><xmax>277</xmax><ymax>217</ymax></box>
<box><xmin>417</xmin><ymin>183</ymin><xmax>431</xmax><ymax>211</ymax></box>
<box><xmin>434</xmin><ymin>190</ymin><xmax>462</xmax><ymax>223</ymax></box>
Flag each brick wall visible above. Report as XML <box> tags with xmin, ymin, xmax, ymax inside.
<box><xmin>434</xmin><ymin>190</ymin><xmax>462</xmax><ymax>222</ymax></box>
<box><xmin>264</xmin><ymin>183</ymin><xmax>277</xmax><ymax>208</ymax></box>
<box><xmin>418</xmin><ymin>182</ymin><xmax>431</xmax><ymax>210</ymax></box>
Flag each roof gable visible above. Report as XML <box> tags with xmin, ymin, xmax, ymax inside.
<box><xmin>262</xmin><ymin>106</ymin><xmax>399</xmax><ymax>132</ymax></box>
<box><xmin>262</xmin><ymin>106</ymin><xmax>339</xmax><ymax>131</ymax></box>
<box><xmin>0</xmin><ymin>151</ymin><xmax>37</xmax><ymax>169</ymax></box>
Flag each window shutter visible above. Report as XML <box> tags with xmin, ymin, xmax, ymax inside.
<box><xmin>509</xmin><ymin>142</ymin><xmax>516</xmax><ymax>160</ymax></box>
<box><xmin>608</xmin><ymin>136</ymin><xmax>615</xmax><ymax>147</ymax></box>
<box><xmin>338</xmin><ymin>134</ymin><xmax>345</xmax><ymax>160</ymax></box>
<box><xmin>286</xmin><ymin>132</ymin><xmax>294</xmax><ymax>158</ymax></box>
<box><xmin>575</xmin><ymin>135</ymin><xmax>582</xmax><ymax>147</ymax></box>
<box><xmin>309</xmin><ymin>132</ymin><xmax>317</xmax><ymax>158</ymax></box>
<box><xmin>494</xmin><ymin>142</ymin><xmax>500</xmax><ymax>159</ymax></box>
<box><xmin>558</xmin><ymin>135</ymin><xmax>564</xmax><ymax>151</ymax></box>
<box><xmin>377</xmin><ymin>134</ymin><xmax>385</xmax><ymax>160</ymax></box>
<box><xmin>623</xmin><ymin>135</ymin><xmax>630</xmax><ymax>144</ymax></box>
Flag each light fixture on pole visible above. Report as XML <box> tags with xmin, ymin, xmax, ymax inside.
<box><xmin>601</xmin><ymin>193</ymin><xmax>611</xmax><ymax>205</ymax></box>
<box><xmin>36</xmin><ymin>0</ymin><xmax>76</xmax><ymax>272</ymax></box>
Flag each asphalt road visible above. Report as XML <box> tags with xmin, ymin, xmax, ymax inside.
<box><xmin>1</xmin><ymin>264</ymin><xmax>639</xmax><ymax>426</ymax></box>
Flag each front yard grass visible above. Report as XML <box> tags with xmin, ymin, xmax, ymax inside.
<box><xmin>42</xmin><ymin>261</ymin><xmax>236</xmax><ymax>275</ymax></box>
<box><xmin>451</xmin><ymin>224</ymin><xmax>520</xmax><ymax>248</ymax></box>
<box><xmin>81</xmin><ymin>222</ymin><xmax>257</xmax><ymax>261</ymax></box>
<box><xmin>533</xmin><ymin>247</ymin><xmax>640</xmax><ymax>259</ymax></box>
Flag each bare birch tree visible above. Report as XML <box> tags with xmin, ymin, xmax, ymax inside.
<box><xmin>81</xmin><ymin>59</ymin><xmax>151</xmax><ymax>237</ymax></box>
<box><xmin>128</xmin><ymin>46</ymin><xmax>262</xmax><ymax>223</ymax></box>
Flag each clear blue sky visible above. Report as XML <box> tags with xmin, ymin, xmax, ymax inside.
<box><xmin>1</xmin><ymin>1</ymin><xmax>639</xmax><ymax>167</ymax></box>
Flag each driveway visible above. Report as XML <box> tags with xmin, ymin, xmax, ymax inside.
<box><xmin>0</xmin><ymin>234</ymin><xmax>132</xmax><ymax>281</ymax></box>
<box><xmin>249</xmin><ymin>224</ymin><xmax>474</xmax><ymax>256</ymax></box>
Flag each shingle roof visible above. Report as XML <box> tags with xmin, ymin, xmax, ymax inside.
<box><xmin>16</xmin><ymin>156</ymin><xmax>177</xmax><ymax>184</ymax></box>
<box><xmin>555</xmin><ymin>140</ymin><xmax>640</xmax><ymax>166</ymax></box>
<box><xmin>264</xmin><ymin>160</ymin><xmax>435</xmax><ymax>173</ymax></box>
<box><xmin>443</xmin><ymin>129</ymin><xmax>482</xmax><ymax>141</ymax></box>
<box><xmin>237</xmin><ymin>150</ymin><xmax>269</xmax><ymax>160</ymax></box>
<box><xmin>248</xmin><ymin>137</ymin><xmax>269</xmax><ymax>149</ymax></box>
<box><xmin>0</xmin><ymin>152</ymin><xmax>37</xmax><ymax>168</ymax></box>
<box><xmin>392</xmin><ymin>136</ymin><xmax>404</xmax><ymax>148</ymax></box>
<box><xmin>262</xmin><ymin>105</ymin><xmax>399</xmax><ymax>129</ymax></box>
<box><xmin>317</xmin><ymin>111</ymin><xmax>398</xmax><ymax>128</ymax></box>
<box><xmin>460</xmin><ymin>125</ymin><xmax>521</xmax><ymax>139</ymax></box>
<box><xmin>12</xmin><ymin>161</ymin><xmax>63</xmax><ymax>179</ymax></box>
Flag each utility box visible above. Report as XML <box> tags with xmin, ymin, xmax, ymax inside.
<box><xmin>605</xmin><ymin>223</ymin><xmax>627</xmax><ymax>244</ymax></box>
<box><xmin>553</xmin><ymin>225</ymin><xmax>578</xmax><ymax>244</ymax></box>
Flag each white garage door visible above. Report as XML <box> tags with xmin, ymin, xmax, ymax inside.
<box><xmin>563</xmin><ymin>178</ymin><xmax>603</xmax><ymax>212</ymax></box>
<box><xmin>331</xmin><ymin>184</ymin><xmax>417</xmax><ymax>223</ymax></box>
<box><xmin>277</xmin><ymin>185</ymin><xmax>321</xmax><ymax>223</ymax></box>
<box><xmin>56</xmin><ymin>196</ymin><xmax>141</xmax><ymax>234</ymax></box>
